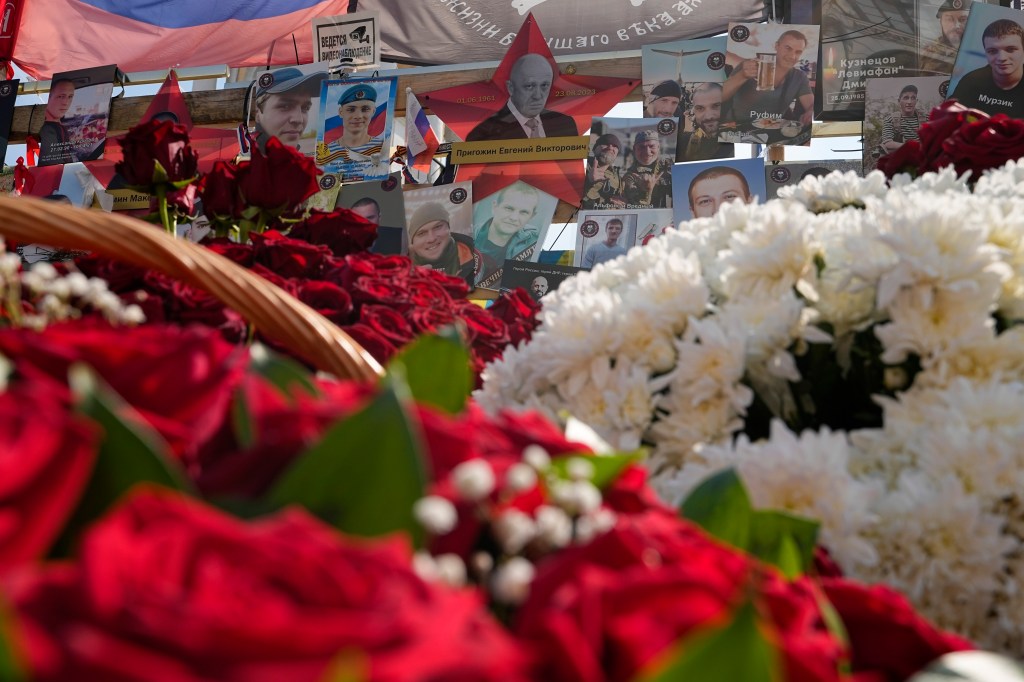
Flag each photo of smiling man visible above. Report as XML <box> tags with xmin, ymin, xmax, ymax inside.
<box><xmin>949</xmin><ymin>6</ymin><xmax>1024</xmax><ymax>118</ymax></box>
<box><xmin>671</xmin><ymin>157</ymin><xmax>766</xmax><ymax>223</ymax></box>
<box><xmin>317</xmin><ymin>77</ymin><xmax>397</xmax><ymax>180</ymax></box>
<box><xmin>472</xmin><ymin>180</ymin><xmax>557</xmax><ymax>289</ymax></box>
<box><xmin>404</xmin><ymin>181</ymin><xmax>479</xmax><ymax>287</ymax></box>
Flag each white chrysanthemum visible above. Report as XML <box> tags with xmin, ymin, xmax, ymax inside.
<box><xmin>654</xmin><ymin>420</ymin><xmax>882</xmax><ymax>569</ymax></box>
<box><xmin>778</xmin><ymin>169</ymin><xmax>889</xmax><ymax>210</ymax></box>
<box><xmin>974</xmin><ymin>158</ymin><xmax>1024</xmax><ymax>198</ymax></box>
<box><xmin>874</xmin><ymin>287</ymin><xmax>996</xmax><ymax>365</ymax></box>
<box><xmin>890</xmin><ymin>165</ymin><xmax>971</xmax><ymax>195</ymax></box>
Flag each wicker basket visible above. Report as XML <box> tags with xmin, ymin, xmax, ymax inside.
<box><xmin>0</xmin><ymin>195</ymin><xmax>384</xmax><ymax>382</ymax></box>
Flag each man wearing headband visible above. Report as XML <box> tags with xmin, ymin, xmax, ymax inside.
<box><xmin>466</xmin><ymin>53</ymin><xmax>578</xmax><ymax>141</ymax></box>
<box><xmin>621</xmin><ymin>130</ymin><xmax>673</xmax><ymax>209</ymax></box>
<box><xmin>253</xmin><ymin>67</ymin><xmax>327</xmax><ymax>154</ymax></box>
<box><xmin>583</xmin><ymin>132</ymin><xmax>625</xmax><ymax>210</ymax></box>
<box><xmin>407</xmin><ymin>202</ymin><xmax>479</xmax><ymax>286</ymax></box>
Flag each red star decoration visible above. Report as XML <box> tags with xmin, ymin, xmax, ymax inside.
<box><xmin>422</xmin><ymin>14</ymin><xmax>638</xmax><ymax>204</ymax></box>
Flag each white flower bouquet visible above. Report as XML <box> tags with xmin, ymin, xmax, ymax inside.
<box><xmin>477</xmin><ymin>163</ymin><xmax>1024</xmax><ymax>652</ymax></box>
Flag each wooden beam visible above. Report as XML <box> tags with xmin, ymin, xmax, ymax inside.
<box><xmin>8</xmin><ymin>55</ymin><xmax>644</xmax><ymax>143</ymax></box>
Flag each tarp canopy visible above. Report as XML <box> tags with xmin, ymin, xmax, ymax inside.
<box><xmin>354</xmin><ymin>0</ymin><xmax>767</xmax><ymax>64</ymax></box>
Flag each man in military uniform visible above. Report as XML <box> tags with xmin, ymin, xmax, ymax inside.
<box><xmin>920</xmin><ymin>0</ymin><xmax>970</xmax><ymax>75</ymax></box>
<box><xmin>621</xmin><ymin>130</ymin><xmax>673</xmax><ymax>209</ymax></box>
<box><xmin>582</xmin><ymin>133</ymin><xmax>625</xmax><ymax>210</ymax></box>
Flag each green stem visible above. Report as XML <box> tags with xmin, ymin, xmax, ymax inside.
<box><xmin>238</xmin><ymin>219</ymin><xmax>252</xmax><ymax>246</ymax></box>
<box><xmin>156</xmin><ymin>186</ymin><xmax>173</xmax><ymax>236</ymax></box>
<box><xmin>255</xmin><ymin>211</ymin><xmax>268</xmax><ymax>236</ymax></box>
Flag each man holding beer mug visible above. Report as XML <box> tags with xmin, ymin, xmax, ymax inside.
<box><xmin>722</xmin><ymin>29</ymin><xmax>815</xmax><ymax>128</ymax></box>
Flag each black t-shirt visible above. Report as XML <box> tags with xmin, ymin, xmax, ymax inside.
<box><xmin>950</xmin><ymin>66</ymin><xmax>1024</xmax><ymax>118</ymax></box>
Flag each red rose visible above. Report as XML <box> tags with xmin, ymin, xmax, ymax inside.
<box><xmin>197</xmin><ymin>160</ymin><xmax>246</xmax><ymax>220</ymax></box>
<box><xmin>350</xmin><ymin>276</ymin><xmax>409</xmax><ymax>307</ymax></box>
<box><xmin>418</xmin><ymin>266</ymin><xmax>471</xmax><ymax>297</ymax></box>
<box><xmin>288</xmin><ymin>210</ymin><xmax>378</xmax><ymax>258</ymax></box>
<box><xmin>0</xmin><ymin>323</ymin><xmax>246</xmax><ymax>463</ymax></box>
<box><xmin>405</xmin><ymin>278</ymin><xmax>453</xmax><ymax>310</ymax></box>
<box><xmin>942</xmin><ymin>113</ymin><xmax>1024</xmax><ymax>177</ymax></box>
<box><xmin>917</xmin><ymin>101</ymin><xmax>976</xmax><ymax>164</ymax></box>
<box><xmin>0</xmin><ymin>383</ymin><xmax>97</xmax><ymax>569</ymax></box>
<box><xmin>408</xmin><ymin>306</ymin><xmax>457</xmax><ymax>334</ymax></box>
<box><xmin>201</xmin><ymin>237</ymin><xmax>254</xmax><ymax>267</ymax></box>
<box><xmin>360</xmin><ymin>304</ymin><xmax>415</xmax><ymax>346</ymax></box>
<box><xmin>193</xmin><ymin>375</ymin><xmax>372</xmax><ymax>496</ymax></box>
<box><xmin>6</xmin><ymin>489</ymin><xmax>531</xmax><ymax>682</ymax></box>
<box><xmin>251</xmin><ymin>231</ymin><xmax>330</xmax><ymax>279</ymax></box>
<box><xmin>239</xmin><ymin>137</ymin><xmax>321</xmax><ymax>216</ymax></box>
<box><xmin>455</xmin><ymin>300</ymin><xmax>510</xmax><ymax>349</ymax></box>
<box><xmin>488</xmin><ymin>289</ymin><xmax>541</xmax><ymax>346</ymax></box>
<box><xmin>821</xmin><ymin>578</ymin><xmax>973</xmax><ymax>682</ymax></box>
<box><xmin>115</xmin><ymin>119</ymin><xmax>198</xmax><ymax>188</ymax></box>
<box><xmin>342</xmin><ymin>323</ymin><xmax>399</xmax><ymax>362</ymax></box>
<box><xmin>74</xmin><ymin>255</ymin><xmax>148</xmax><ymax>292</ymax></box>
<box><xmin>297</xmin><ymin>280</ymin><xmax>354</xmax><ymax>325</ymax></box>
<box><xmin>876</xmin><ymin>140</ymin><xmax>925</xmax><ymax>179</ymax></box>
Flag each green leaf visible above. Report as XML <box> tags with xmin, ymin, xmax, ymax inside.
<box><xmin>387</xmin><ymin>328</ymin><xmax>471</xmax><ymax>415</ymax></box>
<box><xmin>53</xmin><ymin>366</ymin><xmax>193</xmax><ymax>556</ymax></box>
<box><xmin>0</xmin><ymin>597</ymin><xmax>26</xmax><ymax>682</ymax></box>
<box><xmin>640</xmin><ymin>600</ymin><xmax>780</xmax><ymax>682</ymax></box>
<box><xmin>249</xmin><ymin>344</ymin><xmax>320</xmax><ymax>401</ymax></box>
<box><xmin>230</xmin><ymin>386</ymin><xmax>256</xmax><ymax>451</ymax></box>
<box><xmin>748</xmin><ymin>510</ymin><xmax>820</xmax><ymax>578</ymax></box>
<box><xmin>680</xmin><ymin>469</ymin><xmax>753</xmax><ymax>551</ymax></box>
<box><xmin>548</xmin><ymin>450</ymin><xmax>644</xmax><ymax>489</ymax></box>
<box><xmin>266</xmin><ymin>373</ymin><xmax>426</xmax><ymax>545</ymax></box>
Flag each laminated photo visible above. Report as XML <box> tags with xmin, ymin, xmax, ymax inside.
<box><xmin>863</xmin><ymin>76</ymin><xmax>949</xmax><ymax>173</ymax></box>
<box><xmin>248</xmin><ymin>64</ymin><xmax>330</xmax><ymax>157</ymax></box>
<box><xmin>0</xmin><ymin>80</ymin><xmax>18</xmax><ymax>164</ymax></box>
<box><xmin>671</xmin><ymin>157</ymin><xmax>766</xmax><ymax>224</ymax></box>
<box><xmin>642</xmin><ymin>37</ymin><xmax>736</xmax><ymax>162</ymax></box>
<box><xmin>764</xmin><ymin>160</ymin><xmax>863</xmax><ymax>199</ymax></box>
<box><xmin>574</xmin><ymin>211</ymin><xmax>638</xmax><ymax>269</ymax></box>
<box><xmin>632</xmin><ymin>209</ymin><xmax>676</xmax><ymax>247</ymax></box>
<box><xmin>403</xmin><ymin>182</ymin><xmax>478</xmax><ymax>286</ymax></box>
<box><xmin>36</xmin><ymin>65</ymin><xmax>117</xmax><ymax>166</ymax></box>
<box><xmin>337</xmin><ymin>172</ymin><xmax>407</xmax><ymax>255</ymax></box>
<box><xmin>472</xmin><ymin>180</ymin><xmax>558</xmax><ymax>290</ymax></box>
<box><xmin>317</xmin><ymin>77</ymin><xmax>397</xmax><ymax>181</ymax></box>
<box><xmin>720</xmin><ymin>23</ymin><xmax>820</xmax><ymax>146</ymax></box>
<box><xmin>499</xmin><ymin>261</ymin><xmax>582</xmax><ymax>302</ymax></box>
<box><xmin>947</xmin><ymin>2</ymin><xmax>1024</xmax><ymax>118</ymax></box>
<box><xmin>583</xmin><ymin>117</ymin><xmax>678</xmax><ymax>211</ymax></box>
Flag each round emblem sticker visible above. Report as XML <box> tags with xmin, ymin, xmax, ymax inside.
<box><xmin>449</xmin><ymin>187</ymin><xmax>468</xmax><ymax>204</ymax></box>
<box><xmin>0</xmin><ymin>84</ymin><xmax>10</xmax><ymax>97</ymax></box>
<box><xmin>257</xmin><ymin>73</ymin><xmax>275</xmax><ymax>89</ymax></box>
<box><xmin>770</xmin><ymin>167</ymin><xmax>791</xmax><ymax>184</ymax></box>
<box><xmin>707</xmin><ymin>52</ymin><xmax>726</xmax><ymax>70</ymax></box>
<box><xmin>657</xmin><ymin>119</ymin><xmax>677</xmax><ymax>136</ymax></box>
<box><xmin>952</xmin><ymin>0</ymin><xmax>963</xmax><ymax>8</ymax></box>
<box><xmin>381</xmin><ymin>176</ymin><xmax>398</xmax><ymax>192</ymax></box>
<box><xmin>939</xmin><ymin>80</ymin><xmax>950</xmax><ymax>99</ymax></box>
<box><xmin>319</xmin><ymin>175</ymin><xmax>337</xmax><ymax>191</ymax></box>
<box><xmin>730</xmin><ymin>25</ymin><xmax>750</xmax><ymax>42</ymax></box>
<box><xmin>580</xmin><ymin>220</ymin><xmax>600</xmax><ymax>238</ymax></box>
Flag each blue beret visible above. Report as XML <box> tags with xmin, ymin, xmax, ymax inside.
<box><xmin>338</xmin><ymin>84</ymin><xmax>377</xmax><ymax>106</ymax></box>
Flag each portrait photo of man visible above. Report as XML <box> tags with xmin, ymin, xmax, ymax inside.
<box><xmin>473</xmin><ymin>183</ymin><xmax>551</xmax><ymax>287</ymax></box>
<box><xmin>949</xmin><ymin>16</ymin><xmax>1024</xmax><ymax>118</ymax></box>
<box><xmin>531</xmin><ymin>276</ymin><xmax>549</xmax><ymax>299</ymax></box>
<box><xmin>671</xmin><ymin>157</ymin><xmax>765</xmax><ymax>222</ymax></box>
<box><xmin>317</xmin><ymin>77</ymin><xmax>397</xmax><ymax>180</ymax></box>
<box><xmin>881</xmin><ymin>84</ymin><xmax>925</xmax><ymax>154</ymax></box>
<box><xmin>349</xmin><ymin>196</ymin><xmax>381</xmax><ymax>225</ymax></box>
<box><xmin>465</xmin><ymin>53</ymin><xmax>578</xmax><ymax>141</ymax></box>
<box><xmin>252</xmin><ymin>66</ymin><xmax>328</xmax><ymax>155</ymax></box>
<box><xmin>676</xmin><ymin>83</ymin><xmax>735</xmax><ymax>162</ymax></box>
<box><xmin>721</xmin><ymin>24</ymin><xmax>819</xmax><ymax>142</ymax></box>
<box><xmin>863</xmin><ymin>76</ymin><xmax>946</xmax><ymax>173</ymax></box>
<box><xmin>644</xmin><ymin>80</ymin><xmax>682</xmax><ymax>118</ymax></box>
<box><xmin>687</xmin><ymin>166</ymin><xmax>752</xmax><ymax>218</ymax></box>
<box><xmin>407</xmin><ymin>201</ymin><xmax>479</xmax><ymax>286</ymax></box>
<box><xmin>582</xmin><ymin>132</ymin><xmax>625</xmax><ymax>210</ymax></box>
<box><xmin>920</xmin><ymin>0</ymin><xmax>970</xmax><ymax>75</ymax></box>
<box><xmin>581</xmin><ymin>217</ymin><xmax>630</xmax><ymax>269</ymax></box>
<box><xmin>621</xmin><ymin>130</ymin><xmax>674</xmax><ymax>209</ymax></box>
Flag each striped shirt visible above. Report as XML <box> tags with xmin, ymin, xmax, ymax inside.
<box><xmin>881</xmin><ymin>111</ymin><xmax>922</xmax><ymax>145</ymax></box>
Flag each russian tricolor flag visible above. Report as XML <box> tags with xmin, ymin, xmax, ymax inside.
<box><xmin>405</xmin><ymin>88</ymin><xmax>439</xmax><ymax>177</ymax></box>
<box><xmin>11</xmin><ymin>0</ymin><xmax>349</xmax><ymax>79</ymax></box>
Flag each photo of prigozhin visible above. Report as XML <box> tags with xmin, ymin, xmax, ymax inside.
<box><xmin>947</xmin><ymin>1</ymin><xmax>1024</xmax><ymax>118</ymax></box>
<box><xmin>863</xmin><ymin>76</ymin><xmax>948</xmax><ymax>174</ymax></box>
<box><xmin>719</xmin><ymin>23</ymin><xmax>820</xmax><ymax>146</ymax></box>
<box><xmin>583</xmin><ymin>117</ymin><xmax>678</xmax><ymax>211</ymax></box>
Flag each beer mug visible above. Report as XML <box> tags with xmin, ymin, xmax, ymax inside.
<box><xmin>756</xmin><ymin>53</ymin><xmax>777</xmax><ymax>91</ymax></box>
